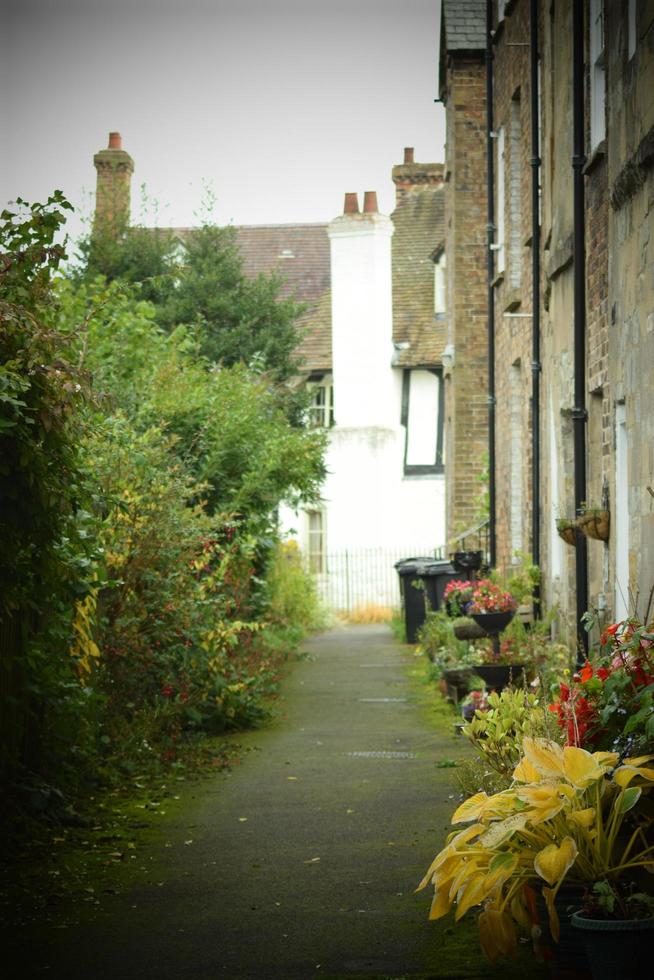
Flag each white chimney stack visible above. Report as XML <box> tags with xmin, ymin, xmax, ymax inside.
<box><xmin>328</xmin><ymin>192</ymin><xmax>395</xmax><ymax>428</ymax></box>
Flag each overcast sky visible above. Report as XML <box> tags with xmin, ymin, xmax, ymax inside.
<box><xmin>2</xmin><ymin>0</ymin><xmax>444</xmax><ymax>245</ymax></box>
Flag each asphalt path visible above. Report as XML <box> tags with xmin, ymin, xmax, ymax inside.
<box><xmin>12</xmin><ymin>625</ymin><xmax>544</xmax><ymax>980</ymax></box>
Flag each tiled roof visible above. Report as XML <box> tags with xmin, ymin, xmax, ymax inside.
<box><xmin>442</xmin><ymin>0</ymin><xmax>486</xmax><ymax>51</ymax></box>
<box><xmin>232</xmin><ymin>224</ymin><xmax>330</xmax><ymax>305</ymax></box>
<box><xmin>294</xmin><ymin>289</ymin><xmax>332</xmax><ymax>373</ymax></box>
<box><xmin>391</xmin><ymin>183</ymin><xmax>446</xmax><ymax>367</ymax></box>
<box><xmin>231</xmin><ymin>223</ymin><xmax>332</xmax><ymax>372</ymax></box>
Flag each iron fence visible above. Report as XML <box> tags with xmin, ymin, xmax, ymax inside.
<box><xmin>306</xmin><ymin>546</ymin><xmax>446</xmax><ymax>613</ymax></box>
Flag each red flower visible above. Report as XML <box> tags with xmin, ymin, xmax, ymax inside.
<box><xmin>161</xmin><ymin>684</ymin><xmax>174</xmax><ymax>698</ymax></box>
<box><xmin>597</xmin><ymin>667</ymin><xmax>610</xmax><ymax>681</ymax></box>
<box><xmin>580</xmin><ymin>661</ymin><xmax>593</xmax><ymax>682</ymax></box>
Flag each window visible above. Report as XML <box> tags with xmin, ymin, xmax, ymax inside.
<box><xmin>307</xmin><ymin>375</ymin><xmax>334</xmax><ymax>428</ymax></box>
<box><xmin>495</xmin><ymin>126</ymin><xmax>506</xmax><ymax>275</ymax></box>
<box><xmin>590</xmin><ymin>0</ymin><xmax>606</xmax><ymax>150</ymax></box>
<box><xmin>509</xmin><ymin>96</ymin><xmax>523</xmax><ymax>289</ymax></box>
<box><xmin>307</xmin><ymin>509</ymin><xmax>326</xmax><ymax>574</ymax></box>
<box><xmin>498</xmin><ymin>0</ymin><xmax>506</xmax><ymax>22</ymax></box>
<box><xmin>628</xmin><ymin>0</ymin><xmax>637</xmax><ymax>60</ymax></box>
<box><xmin>510</xmin><ymin>362</ymin><xmax>523</xmax><ymax>558</ymax></box>
<box><xmin>401</xmin><ymin>369</ymin><xmax>444</xmax><ymax>475</ymax></box>
<box><xmin>615</xmin><ymin>405</ymin><xmax>629</xmax><ymax>618</ymax></box>
<box><xmin>434</xmin><ymin>250</ymin><xmax>447</xmax><ymax>315</ymax></box>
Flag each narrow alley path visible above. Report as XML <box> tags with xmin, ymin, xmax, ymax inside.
<box><xmin>15</xmin><ymin>626</ymin><xmax>542</xmax><ymax>980</ymax></box>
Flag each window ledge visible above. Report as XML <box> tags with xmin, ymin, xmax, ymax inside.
<box><xmin>583</xmin><ymin>140</ymin><xmax>606</xmax><ymax>176</ymax></box>
<box><xmin>492</xmin><ymin>270</ymin><xmax>505</xmax><ymax>288</ymax></box>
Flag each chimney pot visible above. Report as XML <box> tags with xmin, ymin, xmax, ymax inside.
<box><xmin>362</xmin><ymin>190</ymin><xmax>378</xmax><ymax>214</ymax></box>
<box><xmin>403</xmin><ymin>147</ymin><xmax>414</xmax><ymax>164</ymax></box>
<box><xmin>343</xmin><ymin>192</ymin><xmax>360</xmax><ymax>215</ymax></box>
<box><xmin>108</xmin><ymin>131</ymin><xmax>122</xmax><ymax>150</ymax></box>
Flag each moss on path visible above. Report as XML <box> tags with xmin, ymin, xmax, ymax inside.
<box><xmin>7</xmin><ymin>625</ymin><xmax>544</xmax><ymax>979</ymax></box>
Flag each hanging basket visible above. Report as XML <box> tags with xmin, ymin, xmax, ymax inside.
<box><xmin>576</xmin><ymin>509</ymin><xmax>610</xmax><ymax>541</ymax></box>
<box><xmin>557</xmin><ymin>521</ymin><xmax>577</xmax><ymax>546</ymax></box>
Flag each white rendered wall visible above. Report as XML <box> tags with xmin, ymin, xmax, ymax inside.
<box><xmin>328</xmin><ymin>212</ymin><xmax>396</xmax><ymax>428</ymax></box>
<box><xmin>279</xmin><ymin>206</ymin><xmax>446</xmax><ymax>609</ymax></box>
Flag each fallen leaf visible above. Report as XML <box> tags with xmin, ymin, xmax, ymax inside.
<box><xmin>287</xmin><ymin>776</ymin><xmax>297</xmax><ymax>781</ymax></box>
<box><xmin>239</xmin><ymin>817</ymin><xmax>248</xmax><ymax>822</ymax></box>
<box><xmin>304</xmin><ymin>857</ymin><xmax>320</xmax><ymax>864</ymax></box>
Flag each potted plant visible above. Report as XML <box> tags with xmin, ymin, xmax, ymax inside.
<box><xmin>548</xmin><ymin>618</ymin><xmax>654</xmax><ymax>754</ymax></box>
<box><xmin>576</xmin><ymin>505</ymin><xmax>610</xmax><ymax>542</ymax></box>
<box><xmin>468</xmin><ymin>580</ymin><xmax>519</xmax><ymax>633</ymax></box>
<box><xmin>450</xmin><ymin>550</ymin><xmax>484</xmax><ymax>574</ymax></box>
<box><xmin>417</xmin><ymin>737</ymin><xmax>654</xmax><ymax>966</ymax></box>
<box><xmin>570</xmin><ymin>883</ymin><xmax>654</xmax><ymax>979</ymax></box>
<box><xmin>443</xmin><ymin>579</ymin><xmax>475</xmax><ymax>617</ymax></box>
<box><xmin>557</xmin><ymin>518</ymin><xmax>577</xmax><ymax>546</ymax></box>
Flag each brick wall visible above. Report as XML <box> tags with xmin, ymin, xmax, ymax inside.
<box><xmin>443</xmin><ymin>53</ymin><xmax>490</xmax><ymax>541</ymax></box>
<box><xmin>93</xmin><ymin>137</ymin><xmax>134</xmax><ymax>235</ymax></box>
<box><xmin>489</xmin><ymin>0</ymin><xmax>534</xmax><ymax>571</ymax></box>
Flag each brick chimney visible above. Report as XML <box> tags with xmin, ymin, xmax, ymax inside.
<box><xmin>93</xmin><ymin>132</ymin><xmax>134</xmax><ymax>235</ymax></box>
<box><xmin>391</xmin><ymin>148</ymin><xmax>444</xmax><ymax>206</ymax></box>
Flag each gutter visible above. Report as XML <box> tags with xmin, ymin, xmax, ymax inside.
<box><xmin>486</xmin><ymin>0</ymin><xmax>497</xmax><ymax>568</ymax></box>
<box><xmin>530</xmin><ymin>0</ymin><xmax>541</xmax><ymax>614</ymax></box>
<box><xmin>572</xmin><ymin>0</ymin><xmax>589</xmax><ymax>659</ymax></box>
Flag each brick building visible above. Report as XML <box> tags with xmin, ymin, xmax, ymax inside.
<box><xmin>441</xmin><ymin>0</ymin><xmax>654</xmax><ymax>642</ymax></box>
<box><xmin>439</xmin><ymin>2</ymin><xmax>490</xmax><ymax>543</ymax></box>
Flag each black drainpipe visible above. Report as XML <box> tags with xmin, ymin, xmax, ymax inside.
<box><xmin>572</xmin><ymin>0</ymin><xmax>589</xmax><ymax>659</ymax></box>
<box><xmin>530</xmin><ymin>0</ymin><xmax>541</xmax><ymax>614</ymax></box>
<box><xmin>486</xmin><ymin>0</ymin><xmax>497</xmax><ymax>569</ymax></box>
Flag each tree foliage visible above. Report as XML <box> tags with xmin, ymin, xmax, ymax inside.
<box><xmin>1</xmin><ymin>194</ymin><xmax>326</xmax><ymax>809</ymax></box>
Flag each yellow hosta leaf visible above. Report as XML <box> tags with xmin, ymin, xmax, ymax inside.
<box><xmin>593</xmin><ymin>750</ymin><xmax>620</xmax><ymax>768</ymax></box>
<box><xmin>455</xmin><ymin>873</ymin><xmax>487</xmax><ymax>919</ymax></box>
<box><xmin>429</xmin><ymin>880</ymin><xmax>454</xmax><ymax>920</ymax></box>
<box><xmin>542</xmin><ymin>886</ymin><xmax>560</xmax><ymax>942</ymax></box>
<box><xmin>478</xmin><ymin>908</ymin><xmax>518</xmax><ymax>963</ymax></box>
<box><xmin>513</xmin><ymin>756</ymin><xmax>542</xmax><ymax>783</ymax></box>
<box><xmin>479</xmin><ymin>812</ymin><xmax>529</xmax><ymax>847</ymax></box>
<box><xmin>510</xmin><ymin>890</ymin><xmax>533</xmax><ymax>935</ymax></box>
<box><xmin>517</xmin><ymin>784</ymin><xmax>567</xmax><ymax>824</ymax></box>
<box><xmin>416</xmin><ymin>824</ymin><xmax>485</xmax><ymax>891</ymax></box>
<box><xmin>614</xmin><ymin>765</ymin><xmax>654</xmax><ymax>788</ymax></box>
<box><xmin>534</xmin><ymin>837</ymin><xmax>578</xmax><ymax>887</ymax></box>
<box><xmin>562</xmin><ymin>746</ymin><xmax>606</xmax><ymax>788</ymax></box>
<box><xmin>566</xmin><ymin>807</ymin><xmax>595</xmax><ymax>829</ymax></box>
<box><xmin>522</xmin><ymin>737</ymin><xmax>565</xmax><ymax>779</ymax></box>
<box><xmin>452</xmin><ymin>790</ymin><xmax>517</xmax><ymax>824</ymax></box>
<box><xmin>623</xmin><ymin>754</ymin><xmax>654</xmax><ymax>767</ymax></box>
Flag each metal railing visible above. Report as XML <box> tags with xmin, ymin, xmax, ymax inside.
<box><xmin>305</xmin><ymin>546</ymin><xmax>445</xmax><ymax>613</ymax></box>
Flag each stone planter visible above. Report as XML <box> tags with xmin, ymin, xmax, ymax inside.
<box><xmin>469</xmin><ymin>610</ymin><xmax>515</xmax><ymax>635</ymax></box>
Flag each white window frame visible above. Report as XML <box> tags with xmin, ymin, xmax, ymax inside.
<box><xmin>306</xmin><ymin>508</ymin><xmax>326</xmax><ymax>574</ymax></box>
<box><xmin>434</xmin><ymin>251</ymin><xmax>447</xmax><ymax>315</ymax></box>
<box><xmin>496</xmin><ymin>126</ymin><xmax>506</xmax><ymax>275</ymax></box>
<box><xmin>509</xmin><ymin>97</ymin><xmax>523</xmax><ymax>289</ymax></box>
<box><xmin>590</xmin><ymin>0</ymin><xmax>606</xmax><ymax>150</ymax></box>
<box><xmin>307</xmin><ymin>376</ymin><xmax>334</xmax><ymax>428</ymax></box>
<box><xmin>628</xmin><ymin>0</ymin><xmax>637</xmax><ymax>60</ymax></box>
<box><xmin>615</xmin><ymin>405</ymin><xmax>629</xmax><ymax>619</ymax></box>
